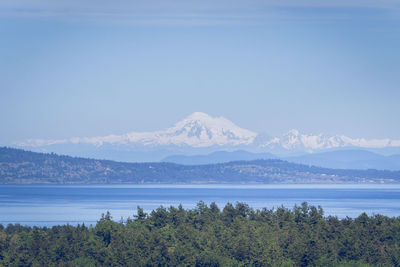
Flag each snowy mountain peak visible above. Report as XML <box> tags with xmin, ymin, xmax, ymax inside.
<box><xmin>262</xmin><ymin>130</ymin><xmax>348</xmax><ymax>151</ymax></box>
<box><xmin>161</xmin><ymin>112</ymin><xmax>257</xmax><ymax>147</ymax></box>
<box><xmin>16</xmin><ymin>112</ymin><xmax>257</xmax><ymax>148</ymax></box>
<box><xmin>175</xmin><ymin>112</ymin><xmax>242</xmax><ymax>130</ymax></box>
<box><xmin>260</xmin><ymin>129</ymin><xmax>400</xmax><ymax>152</ymax></box>
<box><xmin>184</xmin><ymin>112</ymin><xmax>214</xmax><ymax>122</ymax></box>
<box><xmin>14</xmin><ymin>113</ymin><xmax>400</xmax><ymax>153</ymax></box>
<box><xmin>286</xmin><ymin>129</ymin><xmax>300</xmax><ymax>136</ymax></box>
<box><xmin>172</xmin><ymin>112</ymin><xmax>255</xmax><ymax>136</ymax></box>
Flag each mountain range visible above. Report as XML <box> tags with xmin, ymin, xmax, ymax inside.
<box><xmin>14</xmin><ymin>112</ymin><xmax>400</xmax><ymax>163</ymax></box>
<box><xmin>163</xmin><ymin>150</ymin><xmax>400</xmax><ymax>171</ymax></box>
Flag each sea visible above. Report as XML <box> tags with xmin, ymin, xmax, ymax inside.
<box><xmin>1</xmin><ymin>184</ymin><xmax>400</xmax><ymax>226</ymax></box>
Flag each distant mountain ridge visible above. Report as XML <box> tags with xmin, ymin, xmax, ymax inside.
<box><xmin>163</xmin><ymin>150</ymin><xmax>276</xmax><ymax>165</ymax></box>
<box><xmin>163</xmin><ymin>150</ymin><xmax>400</xmax><ymax>171</ymax></box>
<box><xmin>13</xmin><ymin>112</ymin><xmax>400</xmax><ymax>161</ymax></box>
<box><xmin>1</xmin><ymin>147</ymin><xmax>400</xmax><ymax>184</ymax></box>
<box><xmin>286</xmin><ymin>150</ymin><xmax>400</xmax><ymax>171</ymax></box>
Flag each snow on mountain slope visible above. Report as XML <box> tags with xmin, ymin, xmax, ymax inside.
<box><xmin>150</xmin><ymin>112</ymin><xmax>257</xmax><ymax>147</ymax></box>
<box><xmin>17</xmin><ymin>112</ymin><xmax>257</xmax><ymax>148</ymax></box>
<box><xmin>15</xmin><ymin>112</ymin><xmax>400</xmax><ymax>152</ymax></box>
<box><xmin>260</xmin><ymin>129</ymin><xmax>400</xmax><ymax>152</ymax></box>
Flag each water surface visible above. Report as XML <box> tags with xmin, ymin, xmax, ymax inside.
<box><xmin>1</xmin><ymin>184</ymin><xmax>399</xmax><ymax>226</ymax></box>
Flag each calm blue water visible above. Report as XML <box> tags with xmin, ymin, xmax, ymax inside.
<box><xmin>1</xmin><ymin>184</ymin><xmax>400</xmax><ymax>226</ymax></box>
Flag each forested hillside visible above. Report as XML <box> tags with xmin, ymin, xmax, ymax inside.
<box><xmin>1</xmin><ymin>202</ymin><xmax>399</xmax><ymax>266</ymax></box>
<box><xmin>1</xmin><ymin>147</ymin><xmax>399</xmax><ymax>184</ymax></box>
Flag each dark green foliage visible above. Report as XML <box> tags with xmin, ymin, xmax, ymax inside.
<box><xmin>1</xmin><ymin>147</ymin><xmax>400</xmax><ymax>184</ymax></box>
<box><xmin>1</xmin><ymin>202</ymin><xmax>400</xmax><ymax>266</ymax></box>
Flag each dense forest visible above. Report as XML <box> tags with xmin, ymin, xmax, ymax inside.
<box><xmin>0</xmin><ymin>202</ymin><xmax>399</xmax><ymax>266</ymax></box>
<box><xmin>1</xmin><ymin>147</ymin><xmax>399</xmax><ymax>184</ymax></box>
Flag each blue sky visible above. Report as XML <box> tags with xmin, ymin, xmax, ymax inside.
<box><xmin>1</xmin><ymin>0</ymin><xmax>399</xmax><ymax>144</ymax></box>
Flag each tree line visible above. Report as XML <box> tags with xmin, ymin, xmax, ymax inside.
<box><xmin>1</xmin><ymin>202</ymin><xmax>399</xmax><ymax>266</ymax></box>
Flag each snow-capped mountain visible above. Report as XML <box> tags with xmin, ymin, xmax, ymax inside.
<box><xmin>261</xmin><ymin>129</ymin><xmax>400</xmax><ymax>153</ymax></box>
<box><xmin>15</xmin><ymin>112</ymin><xmax>400</xmax><ymax>158</ymax></box>
<box><xmin>17</xmin><ymin>112</ymin><xmax>257</xmax><ymax>148</ymax></box>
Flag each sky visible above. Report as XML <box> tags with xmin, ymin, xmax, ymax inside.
<box><xmin>1</xmin><ymin>0</ymin><xmax>399</xmax><ymax>145</ymax></box>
